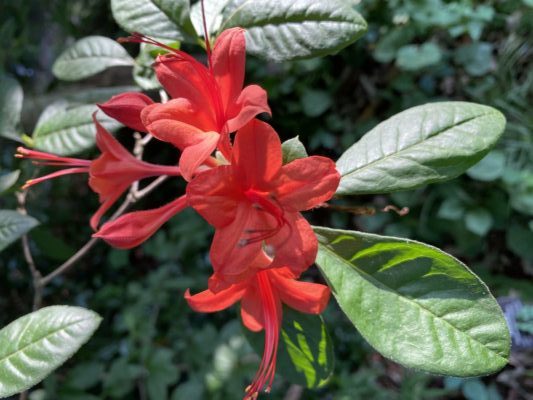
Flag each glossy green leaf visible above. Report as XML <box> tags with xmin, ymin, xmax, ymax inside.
<box><xmin>32</xmin><ymin>102</ymin><xmax>122</xmax><ymax>156</ymax></box>
<box><xmin>336</xmin><ymin>102</ymin><xmax>506</xmax><ymax>195</ymax></box>
<box><xmin>0</xmin><ymin>73</ymin><xmax>23</xmax><ymax>141</ymax></box>
<box><xmin>0</xmin><ymin>306</ymin><xmax>102</xmax><ymax>397</ymax></box>
<box><xmin>282</xmin><ymin>136</ymin><xmax>308</xmax><ymax>164</ymax></box>
<box><xmin>0</xmin><ymin>210</ymin><xmax>39</xmax><ymax>253</ymax></box>
<box><xmin>220</xmin><ymin>0</ymin><xmax>367</xmax><ymax>62</ymax></box>
<box><xmin>0</xmin><ymin>170</ymin><xmax>20</xmax><ymax>194</ymax></box>
<box><xmin>111</xmin><ymin>0</ymin><xmax>196</xmax><ymax>41</ymax></box>
<box><xmin>245</xmin><ymin>307</ymin><xmax>334</xmax><ymax>388</ymax></box>
<box><xmin>314</xmin><ymin>226</ymin><xmax>510</xmax><ymax>376</ymax></box>
<box><xmin>52</xmin><ymin>36</ymin><xmax>134</xmax><ymax>81</ymax></box>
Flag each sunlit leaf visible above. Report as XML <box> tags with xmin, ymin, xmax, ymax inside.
<box><xmin>52</xmin><ymin>36</ymin><xmax>134</xmax><ymax>81</ymax></box>
<box><xmin>0</xmin><ymin>306</ymin><xmax>102</xmax><ymax>397</ymax></box>
<box><xmin>337</xmin><ymin>102</ymin><xmax>506</xmax><ymax>195</ymax></box>
<box><xmin>314</xmin><ymin>226</ymin><xmax>510</xmax><ymax>376</ymax></box>
<box><xmin>220</xmin><ymin>0</ymin><xmax>367</xmax><ymax>61</ymax></box>
<box><xmin>32</xmin><ymin>102</ymin><xmax>122</xmax><ymax>156</ymax></box>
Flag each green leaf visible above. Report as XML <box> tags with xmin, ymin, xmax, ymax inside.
<box><xmin>111</xmin><ymin>0</ymin><xmax>196</xmax><ymax>42</ymax></box>
<box><xmin>301</xmin><ymin>89</ymin><xmax>332</xmax><ymax>117</ymax></box>
<box><xmin>0</xmin><ymin>210</ymin><xmax>39</xmax><ymax>253</ymax></box>
<box><xmin>145</xmin><ymin>348</ymin><xmax>179</xmax><ymax>400</ymax></box>
<box><xmin>245</xmin><ymin>307</ymin><xmax>334</xmax><ymax>388</ymax></box>
<box><xmin>373</xmin><ymin>27</ymin><xmax>416</xmax><ymax>63</ymax></box>
<box><xmin>0</xmin><ymin>170</ymin><xmax>21</xmax><ymax>194</ymax></box>
<box><xmin>314</xmin><ymin>226</ymin><xmax>510</xmax><ymax>376</ymax></box>
<box><xmin>465</xmin><ymin>208</ymin><xmax>493</xmax><ymax>236</ymax></box>
<box><xmin>455</xmin><ymin>43</ymin><xmax>494</xmax><ymax>77</ymax></box>
<box><xmin>336</xmin><ymin>102</ymin><xmax>506</xmax><ymax>195</ymax></box>
<box><xmin>396</xmin><ymin>43</ymin><xmax>442</xmax><ymax>71</ymax></box>
<box><xmin>220</xmin><ymin>0</ymin><xmax>367</xmax><ymax>62</ymax></box>
<box><xmin>0</xmin><ymin>73</ymin><xmax>23</xmax><ymax>141</ymax></box>
<box><xmin>65</xmin><ymin>362</ymin><xmax>105</xmax><ymax>390</ymax></box>
<box><xmin>282</xmin><ymin>136</ymin><xmax>308</xmax><ymax>164</ymax></box>
<box><xmin>507</xmin><ymin>224</ymin><xmax>533</xmax><ymax>261</ymax></box>
<box><xmin>190</xmin><ymin>0</ymin><xmax>230</xmax><ymax>38</ymax></box>
<box><xmin>0</xmin><ymin>306</ymin><xmax>102</xmax><ymax>397</ymax></box>
<box><xmin>52</xmin><ymin>36</ymin><xmax>134</xmax><ymax>81</ymax></box>
<box><xmin>32</xmin><ymin>102</ymin><xmax>122</xmax><ymax>156</ymax></box>
<box><xmin>467</xmin><ymin>150</ymin><xmax>506</xmax><ymax>182</ymax></box>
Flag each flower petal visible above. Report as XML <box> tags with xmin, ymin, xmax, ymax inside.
<box><xmin>226</xmin><ymin>84</ymin><xmax>271</xmax><ymax>133</ymax></box>
<box><xmin>232</xmin><ymin>120</ymin><xmax>282</xmax><ymax>188</ymax></box>
<box><xmin>268</xmin><ymin>213</ymin><xmax>317</xmax><ymax>277</ymax></box>
<box><xmin>179</xmin><ymin>131</ymin><xmax>219</xmax><ymax>181</ymax></box>
<box><xmin>93</xmin><ymin>195</ymin><xmax>187</xmax><ymax>248</ymax></box>
<box><xmin>212</xmin><ymin>28</ymin><xmax>245</xmax><ymax>112</ymax></box>
<box><xmin>154</xmin><ymin>55</ymin><xmax>215</xmax><ymax>111</ymax></box>
<box><xmin>142</xmin><ymin>99</ymin><xmax>217</xmax><ymax>148</ymax></box>
<box><xmin>276</xmin><ymin>156</ymin><xmax>340</xmax><ymax>212</ymax></box>
<box><xmin>98</xmin><ymin>92</ymin><xmax>154</xmax><ymax>132</ymax></box>
<box><xmin>184</xmin><ymin>283</ymin><xmax>247</xmax><ymax>313</ymax></box>
<box><xmin>241</xmin><ymin>285</ymin><xmax>264</xmax><ymax>332</ymax></box>
<box><xmin>187</xmin><ymin>165</ymin><xmax>239</xmax><ymax>228</ymax></box>
<box><xmin>270</xmin><ymin>271</ymin><xmax>331</xmax><ymax>315</ymax></box>
<box><xmin>94</xmin><ymin>113</ymin><xmax>132</xmax><ymax>160</ymax></box>
<box><xmin>210</xmin><ymin>203</ymin><xmax>271</xmax><ymax>278</ymax></box>
<box><xmin>90</xmin><ymin>188</ymin><xmax>125</xmax><ymax>230</ymax></box>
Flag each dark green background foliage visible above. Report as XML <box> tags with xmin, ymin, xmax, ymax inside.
<box><xmin>1</xmin><ymin>0</ymin><xmax>532</xmax><ymax>398</ymax></box>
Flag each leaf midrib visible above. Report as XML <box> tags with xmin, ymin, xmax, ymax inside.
<box><xmin>339</xmin><ymin>111</ymin><xmax>495</xmax><ymax>179</ymax></box>
<box><xmin>318</xmin><ymin>242</ymin><xmax>507</xmax><ymax>361</ymax></box>
<box><xmin>0</xmin><ymin>316</ymin><xmax>95</xmax><ymax>364</ymax></box>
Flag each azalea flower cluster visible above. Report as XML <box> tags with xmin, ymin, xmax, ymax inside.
<box><xmin>17</xmin><ymin>27</ymin><xmax>340</xmax><ymax>398</ymax></box>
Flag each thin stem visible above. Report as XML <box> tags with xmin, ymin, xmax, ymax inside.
<box><xmin>16</xmin><ymin>191</ymin><xmax>43</xmax><ymax>310</ymax></box>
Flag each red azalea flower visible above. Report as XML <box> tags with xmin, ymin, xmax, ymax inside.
<box><xmin>93</xmin><ymin>195</ymin><xmax>187</xmax><ymax>249</ymax></box>
<box><xmin>16</xmin><ymin>115</ymin><xmax>181</xmax><ymax>230</ymax></box>
<box><xmin>187</xmin><ymin>119</ymin><xmax>340</xmax><ymax>285</ymax></box>
<box><xmin>185</xmin><ymin>265</ymin><xmax>330</xmax><ymax>399</ymax></box>
<box><xmin>98</xmin><ymin>92</ymin><xmax>154</xmax><ymax>133</ymax></box>
<box><xmin>132</xmin><ymin>28</ymin><xmax>271</xmax><ymax>180</ymax></box>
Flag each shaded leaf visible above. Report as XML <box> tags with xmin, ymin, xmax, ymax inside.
<box><xmin>396</xmin><ymin>43</ymin><xmax>442</xmax><ymax>71</ymax></box>
<box><xmin>0</xmin><ymin>306</ymin><xmax>102</xmax><ymax>397</ymax></box>
<box><xmin>314</xmin><ymin>226</ymin><xmax>510</xmax><ymax>376</ymax></box>
<box><xmin>0</xmin><ymin>170</ymin><xmax>21</xmax><ymax>194</ymax></box>
<box><xmin>221</xmin><ymin>0</ymin><xmax>367</xmax><ymax>62</ymax></box>
<box><xmin>0</xmin><ymin>73</ymin><xmax>23</xmax><ymax>141</ymax></box>
<box><xmin>245</xmin><ymin>307</ymin><xmax>334</xmax><ymax>388</ymax></box>
<box><xmin>53</xmin><ymin>36</ymin><xmax>134</xmax><ymax>81</ymax></box>
<box><xmin>465</xmin><ymin>208</ymin><xmax>493</xmax><ymax>236</ymax></box>
<box><xmin>467</xmin><ymin>150</ymin><xmax>506</xmax><ymax>182</ymax></box>
<box><xmin>0</xmin><ymin>210</ymin><xmax>39</xmax><ymax>253</ymax></box>
<box><xmin>336</xmin><ymin>102</ymin><xmax>506</xmax><ymax>195</ymax></box>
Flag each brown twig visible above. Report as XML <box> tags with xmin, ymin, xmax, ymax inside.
<box><xmin>16</xmin><ymin>191</ymin><xmax>43</xmax><ymax>311</ymax></box>
<box><xmin>19</xmin><ymin>130</ymin><xmax>168</xmax><ymax>295</ymax></box>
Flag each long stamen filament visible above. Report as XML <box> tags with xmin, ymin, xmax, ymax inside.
<box><xmin>244</xmin><ymin>272</ymin><xmax>280</xmax><ymax>399</ymax></box>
